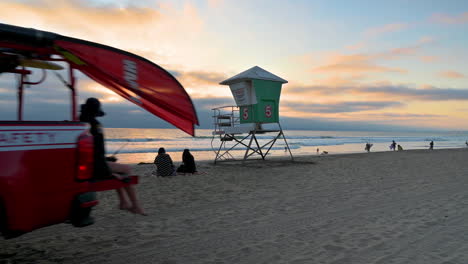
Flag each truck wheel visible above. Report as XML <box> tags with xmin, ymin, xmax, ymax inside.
<box><xmin>0</xmin><ymin>199</ymin><xmax>24</xmax><ymax>239</ymax></box>
<box><xmin>70</xmin><ymin>192</ymin><xmax>97</xmax><ymax>227</ymax></box>
<box><xmin>0</xmin><ymin>199</ymin><xmax>6</xmax><ymax>234</ymax></box>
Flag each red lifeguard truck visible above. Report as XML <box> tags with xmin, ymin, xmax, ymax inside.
<box><xmin>0</xmin><ymin>23</ymin><xmax>198</xmax><ymax>238</ymax></box>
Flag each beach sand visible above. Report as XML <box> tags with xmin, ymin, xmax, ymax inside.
<box><xmin>2</xmin><ymin>148</ymin><xmax>468</xmax><ymax>263</ymax></box>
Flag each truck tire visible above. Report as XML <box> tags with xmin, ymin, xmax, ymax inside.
<box><xmin>0</xmin><ymin>198</ymin><xmax>24</xmax><ymax>239</ymax></box>
<box><xmin>70</xmin><ymin>192</ymin><xmax>96</xmax><ymax>227</ymax></box>
<box><xmin>0</xmin><ymin>198</ymin><xmax>6</xmax><ymax>234</ymax></box>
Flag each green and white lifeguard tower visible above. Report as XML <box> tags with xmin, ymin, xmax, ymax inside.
<box><xmin>212</xmin><ymin>66</ymin><xmax>293</xmax><ymax>163</ymax></box>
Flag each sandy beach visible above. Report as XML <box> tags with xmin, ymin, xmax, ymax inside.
<box><xmin>2</xmin><ymin>148</ymin><xmax>468</xmax><ymax>263</ymax></box>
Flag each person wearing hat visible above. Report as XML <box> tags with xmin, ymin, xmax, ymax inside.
<box><xmin>80</xmin><ymin>97</ymin><xmax>146</xmax><ymax>215</ymax></box>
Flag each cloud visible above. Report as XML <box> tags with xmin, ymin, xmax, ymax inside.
<box><xmin>419</xmin><ymin>55</ymin><xmax>438</xmax><ymax>63</ymax></box>
<box><xmin>314</xmin><ymin>62</ymin><xmax>406</xmax><ymax>74</ymax></box>
<box><xmin>312</xmin><ymin>53</ymin><xmax>407</xmax><ymax>74</ymax></box>
<box><xmin>193</xmin><ymin>96</ymin><xmax>235</xmax><ymax>110</ymax></box>
<box><xmin>363</xmin><ymin>112</ymin><xmax>446</xmax><ymax>119</ymax></box>
<box><xmin>363</xmin><ymin>23</ymin><xmax>409</xmax><ymax>38</ymax></box>
<box><xmin>283</xmin><ymin>101</ymin><xmax>403</xmax><ymax>113</ymax></box>
<box><xmin>358</xmin><ymin>85</ymin><xmax>468</xmax><ymax>101</ymax></box>
<box><xmin>430</xmin><ymin>12</ymin><xmax>468</xmax><ymax>24</ymax></box>
<box><xmin>0</xmin><ymin>0</ymin><xmax>207</xmax><ymax>66</ymax></box>
<box><xmin>345</xmin><ymin>23</ymin><xmax>409</xmax><ymax>51</ymax></box>
<box><xmin>287</xmin><ymin>83</ymin><xmax>468</xmax><ymax>101</ymax></box>
<box><xmin>207</xmin><ymin>0</ymin><xmax>224</xmax><ymax>8</ymax></box>
<box><xmin>174</xmin><ymin>70</ymin><xmax>228</xmax><ymax>86</ymax></box>
<box><xmin>317</xmin><ymin>35</ymin><xmax>436</xmax><ymax>77</ymax></box>
<box><xmin>438</xmin><ymin>71</ymin><xmax>465</xmax><ymax>79</ymax></box>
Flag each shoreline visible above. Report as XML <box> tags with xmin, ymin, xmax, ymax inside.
<box><xmin>133</xmin><ymin>146</ymin><xmax>468</xmax><ymax>165</ymax></box>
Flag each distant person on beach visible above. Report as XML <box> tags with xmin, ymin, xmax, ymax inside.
<box><xmin>397</xmin><ymin>144</ymin><xmax>403</xmax><ymax>151</ymax></box>
<box><xmin>80</xmin><ymin>98</ymin><xmax>146</xmax><ymax>215</ymax></box>
<box><xmin>154</xmin><ymin>147</ymin><xmax>176</xmax><ymax>177</ymax></box>
<box><xmin>429</xmin><ymin>141</ymin><xmax>434</xmax><ymax>150</ymax></box>
<box><xmin>177</xmin><ymin>149</ymin><xmax>197</xmax><ymax>174</ymax></box>
<box><xmin>390</xmin><ymin>140</ymin><xmax>397</xmax><ymax>151</ymax></box>
<box><xmin>465</xmin><ymin>141</ymin><xmax>468</xmax><ymax>147</ymax></box>
<box><xmin>317</xmin><ymin>148</ymin><xmax>319</xmax><ymax>155</ymax></box>
<box><xmin>365</xmin><ymin>143</ymin><xmax>373</xmax><ymax>152</ymax></box>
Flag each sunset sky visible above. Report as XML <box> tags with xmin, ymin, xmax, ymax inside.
<box><xmin>1</xmin><ymin>0</ymin><xmax>468</xmax><ymax>131</ymax></box>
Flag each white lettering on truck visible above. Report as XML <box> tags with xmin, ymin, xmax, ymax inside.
<box><xmin>123</xmin><ymin>59</ymin><xmax>138</xmax><ymax>90</ymax></box>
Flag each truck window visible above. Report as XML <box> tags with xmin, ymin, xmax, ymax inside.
<box><xmin>0</xmin><ymin>70</ymin><xmax>73</xmax><ymax>121</ymax></box>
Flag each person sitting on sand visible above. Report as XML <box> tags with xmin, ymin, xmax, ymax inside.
<box><xmin>177</xmin><ymin>149</ymin><xmax>197</xmax><ymax>175</ymax></box>
<box><xmin>397</xmin><ymin>144</ymin><xmax>403</xmax><ymax>151</ymax></box>
<box><xmin>80</xmin><ymin>98</ymin><xmax>146</xmax><ymax>215</ymax></box>
<box><xmin>154</xmin><ymin>147</ymin><xmax>176</xmax><ymax>177</ymax></box>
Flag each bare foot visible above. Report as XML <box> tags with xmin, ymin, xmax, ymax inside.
<box><xmin>119</xmin><ymin>204</ymin><xmax>131</xmax><ymax>210</ymax></box>
<box><xmin>113</xmin><ymin>173</ymin><xmax>129</xmax><ymax>181</ymax></box>
<box><xmin>128</xmin><ymin>206</ymin><xmax>147</xmax><ymax>216</ymax></box>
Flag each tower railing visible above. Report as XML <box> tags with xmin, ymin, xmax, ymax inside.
<box><xmin>211</xmin><ymin>105</ymin><xmax>240</xmax><ymax>135</ymax></box>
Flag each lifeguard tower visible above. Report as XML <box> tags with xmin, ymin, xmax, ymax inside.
<box><xmin>212</xmin><ymin>66</ymin><xmax>293</xmax><ymax>163</ymax></box>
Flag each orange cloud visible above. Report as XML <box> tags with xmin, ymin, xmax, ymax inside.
<box><xmin>363</xmin><ymin>23</ymin><xmax>409</xmax><ymax>38</ymax></box>
<box><xmin>207</xmin><ymin>0</ymin><xmax>224</xmax><ymax>8</ymax></box>
<box><xmin>0</xmin><ymin>0</ymin><xmax>207</xmax><ymax>67</ymax></box>
<box><xmin>312</xmin><ymin>53</ymin><xmax>407</xmax><ymax>74</ymax></box>
<box><xmin>286</xmin><ymin>82</ymin><xmax>468</xmax><ymax>102</ymax></box>
<box><xmin>438</xmin><ymin>71</ymin><xmax>465</xmax><ymax>79</ymax></box>
<box><xmin>311</xmin><ymin>36</ymin><xmax>435</xmax><ymax>78</ymax></box>
<box><xmin>430</xmin><ymin>12</ymin><xmax>468</xmax><ymax>24</ymax></box>
<box><xmin>344</xmin><ymin>23</ymin><xmax>408</xmax><ymax>51</ymax></box>
<box><xmin>419</xmin><ymin>56</ymin><xmax>438</xmax><ymax>63</ymax></box>
<box><xmin>177</xmin><ymin>70</ymin><xmax>228</xmax><ymax>86</ymax></box>
<box><xmin>314</xmin><ymin>63</ymin><xmax>406</xmax><ymax>74</ymax></box>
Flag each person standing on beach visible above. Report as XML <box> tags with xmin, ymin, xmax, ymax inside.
<box><xmin>429</xmin><ymin>141</ymin><xmax>434</xmax><ymax>150</ymax></box>
<box><xmin>390</xmin><ymin>140</ymin><xmax>397</xmax><ymax>151</ymax></box>
<box><xmin>365</xmin><ymin>143</ymin><xmax>373</xmax><ymax>152</ymax></box>
<box><xmin>80</xmin><ymin>98</ymin><xmax>146</xmax><ymax>215</ymax></box>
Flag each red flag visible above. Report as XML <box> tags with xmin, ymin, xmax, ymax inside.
<box><xmin>55</xmin><ymin>40</ymin><xmax>198</xmax><ymax>136</ymax></box>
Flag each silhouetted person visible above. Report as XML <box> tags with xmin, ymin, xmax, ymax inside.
<box><xmin>177</xmin><ymin>149</ymin><xmax>197</xmax><ymax>174</ymax></box>
<box><xmin>80</xmin><ymin>98</ymin><xmax>146</xmax><ymax>215</ymax></box>
<box><xmin>397</xmin><ymin>144</ymin><xmax>403</xmax><ymax>151</ymax></box>
<box><xmin>154</xmin><ymin>147</ymin><xmax>176</xmax><ymax>176</ymax></box>
<box><xmin>429</xmin><ymin>141</ymin><xmax>434</xmax><ymax>150</ymax></box>
<box><xmin>390</xmin><ymin>140</ymin><xmax>396</xmax><ymax>151</ymax></box>
<box><xmin>365</xmin><ymin>143</ymin><xmax>373</xmax><ymax>152</ymax></box>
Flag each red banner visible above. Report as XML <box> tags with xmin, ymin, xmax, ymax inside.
<box><xmin>55</xmin><ymin>40</ymin><xmax>198</xmax><ymax>136</ymax></box>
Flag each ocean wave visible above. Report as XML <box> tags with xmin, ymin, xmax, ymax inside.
<box><xmin>109</xmin><ymin>145</ymin><xmax>301</xmax><ymax>154</ymax></box>
<box><xmin>106</xmin><ymin>138</ymin><xmax>172</xmax><ymax>142</ymax></box>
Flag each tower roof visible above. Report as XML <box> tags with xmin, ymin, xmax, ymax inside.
<box><xmin>220</xmin><ymin>66</ymin><xmax>288</xmax><ymax>85</ymax></box>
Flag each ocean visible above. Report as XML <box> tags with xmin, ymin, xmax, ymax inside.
<box><xmin>105</xmin><ymin>128</ymin><xmax>468</xmax><ymax>164</ymax></box>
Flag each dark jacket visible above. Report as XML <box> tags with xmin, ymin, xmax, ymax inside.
<box><xmin>81</xmin><ymin>116</ymin><xmax>111</xmax><ymax>179</ymax></box>
<box><xmin>154</xmin><ymin>153</ymin><xmax>175</xmax><ymax>176</ymax></box>
<box><xmin>177</xmin><ymin>151</ymin><xmax>197</xmax><ymax>173</ymax></box>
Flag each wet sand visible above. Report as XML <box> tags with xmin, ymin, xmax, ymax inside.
<box><xmin>2</xmin><ymin>148</ymin><xmax>468</xmax><ymax>263</ymax></box>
